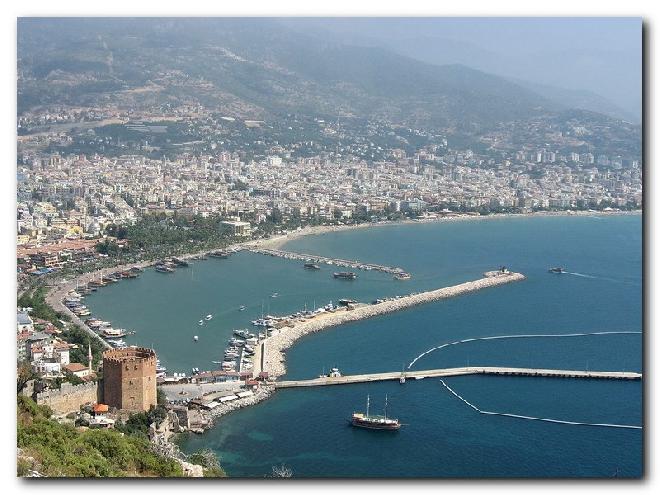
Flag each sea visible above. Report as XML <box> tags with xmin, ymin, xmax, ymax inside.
<box><xmin>83</xmin><ymin>213</ymin><xmax>643</xmax><ymax>478</ymax></box>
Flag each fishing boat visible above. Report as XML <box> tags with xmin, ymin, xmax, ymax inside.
<box><xmin>234</xmin><ymin>329</ymin><xmax>250</xmax><ymax>338</ymax></box>
<box><xmin>351</xmin><ymin>395</ymin><xmax>400</xmax><ymax>430</ymax></box>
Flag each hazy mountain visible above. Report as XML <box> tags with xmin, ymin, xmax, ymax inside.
<box><xmin>279</xmin><ymin>18</ymin><xmax>642</xmax><ymax>122</ymax></box>
<box><xmin>17</xmin><ymin>17</ymin><xmax>641</xmax><ymax>137</ymax></box>
<box><xmin>18</xmin><ymin>18</ymin><xmax>561</xmax><ymax>130</ymax></box>
<box><xmin>509</xmin><ymin>79</ymin><xmax>638</xmax><ymax>123</ymax></box>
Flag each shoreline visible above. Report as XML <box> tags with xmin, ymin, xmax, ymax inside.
<box><xmin>41</xmin><ymin>209</ymin><xmax>639</xmax><ymax>368</ymax></box>
<box><xmin>254</xmin><ymin>209</ymin><xmax>641</xmax><ymax>251</ymax></box>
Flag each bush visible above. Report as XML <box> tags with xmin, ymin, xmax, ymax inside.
<box><xmin>17</xmin><ymin>396</ymin><xmax>183</xmax><ymax>477</ymax></box>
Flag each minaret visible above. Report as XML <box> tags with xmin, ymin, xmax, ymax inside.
<box><xmin>88</xmin><ymin>342</ymin><xmax>93</xmax><ymax>372</ymax></box>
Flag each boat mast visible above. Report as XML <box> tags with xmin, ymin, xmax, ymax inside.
<box><xmin>384</xmin><ymin>394</ymin><xmax>388</xmax><ymax>420</ymax></box>
<box><xmin>366</xmin><ymin>394</ymin><xmax>370</xmax><ymax>417</ymax></box>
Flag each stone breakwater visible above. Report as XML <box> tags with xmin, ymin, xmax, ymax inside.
<box><xmin>262</xmin><ymin>272</ymin><xmax>526</xmax><ymax>379</ymax></box>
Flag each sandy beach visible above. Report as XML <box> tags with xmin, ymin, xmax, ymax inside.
<box><xmin>253</xmin><ymin>209</ymin><xmax>641</xmax><ymax>251</ymax></box>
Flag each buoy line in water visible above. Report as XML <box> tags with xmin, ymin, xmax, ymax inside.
<box><xmin>408</xmin><ymin>331</ymin><xmax>642</xmax><ymax>369</ymax></box>
<box><xmin>439</xmin><ymin>379</ymin><xmax>642</xmax><ymax>430</ymax></box>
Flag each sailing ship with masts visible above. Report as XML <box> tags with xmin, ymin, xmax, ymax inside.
<box><xmin>350</xmin><ymin>394</ymin><xmax>401</xmax><ymax>430</ymax></box>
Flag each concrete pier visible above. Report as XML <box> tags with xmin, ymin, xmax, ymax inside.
<box><xmin>247</xmin><ymin>247</ymin><xmax>411</xmax><ymax>277</ymax></box>
<box><xmin>274</xmin><ymin>366</ymin><xmax>642</xmax><ymax>388</ymax></box>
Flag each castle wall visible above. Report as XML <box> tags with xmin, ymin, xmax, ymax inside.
<box><xmin>35</xmin><ymin>381</ymin><xmax>99</xmax><ymax>415</ymax></box>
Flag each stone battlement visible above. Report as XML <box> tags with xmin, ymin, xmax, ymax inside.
<box><xmin>35</xmin><ymin>381</ymin><xmax>99</xmax><ymax>415</ymax></box>
<box><xmin>103</xmin><ymin>346</ymin><xmax>156</xmax><ymax>364</ymax></box>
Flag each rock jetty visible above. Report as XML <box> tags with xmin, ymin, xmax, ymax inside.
<box><xmin>261</xmin><ymin>271</ymin><xmax>526</xmax><ymax>379</ymax></box>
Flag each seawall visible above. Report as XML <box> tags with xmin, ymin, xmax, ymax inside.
<box><xmin>259</xmin><ymin>271</ymin><xmax>526</xmax><ymax>379</ymax></box>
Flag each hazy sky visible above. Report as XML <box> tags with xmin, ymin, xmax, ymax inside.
<box><xmin>283</xmin><ymin>17</ymin><xmax>642</xmax><ymax>120</ymax></box>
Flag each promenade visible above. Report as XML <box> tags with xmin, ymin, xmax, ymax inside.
<box><xmin>274</xmin><ymin>366</ymin><xmax>642</xmax><ymax>388</ymax></box>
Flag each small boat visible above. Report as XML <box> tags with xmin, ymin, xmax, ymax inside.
<box><xmin>198</xmin><ymin>320</ymin><xmax>204</xmax><ymax>325</ymax></box>
<box><xmin>193</xmin><ymin>335</ymin><xmax>199</xmax><ymax>341</ymax></box>
<box><xmin>333</xmin><ymin>272</ymin><xmax>357</xmax><ymax>280</ymax></box>
<box><xmin>155</xmin><ymin>265</ymin><xmax>175</xmax><ymax>273</ymax></box>
<box><xmin>270</xmin><ymin>292</ymin><xmax>279</xmax><ymax>298</ymax></box>
<box><xmin>239</xmin><ymin>305</ymin><xmax>246</xmax><ymax>311</ymax></box>
<box><xmin>304</xmin><ymin>263</ymin><xmax>321</xmax><ymax>270</ymax></box>
<box><xmin>109</xmin><ymin>339</ymin><xmax>127</xmax><ymax>348</ymax></box>
<box><xmin>548</xmin><ymin>267</ymin><xmax>566</xmax><ymax>274</ymax></box>
<box><xmin>102</xmin><ymin>328</ymin><xmax>129</xmax><ymax>339</ymax></box>
<box><xmin>234</xmin><ymin>329</ymin><xmax>251</xmax><ymax>338</ymax></box>
<box><xmin>393</xmin><ymin>272</ymin><xmax>412</xmax><ymax>281</ymax></box>
<box><xmin>205</xmin><ymin>314</ymin><xmax>213</xmax><ymax>321</ymax></box>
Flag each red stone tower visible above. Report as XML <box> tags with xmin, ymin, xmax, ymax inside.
<box><xmin>102</xmin><ymin>347</ymin><xmax>157</xmax><ymax>412</ymax></box>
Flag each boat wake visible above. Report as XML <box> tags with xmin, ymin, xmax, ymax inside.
<box><xmin>439</xmin><ymin>379</ymin><xmax>641</xmax><ymax>430</ymax></box>
<box><xmin>407</xmin><ymin>331</ymin><xmax>641</xmax><ymax>369</ymax></box>
<box><xmin>567</xmin><ymin>272</ymin><xmax>598</xmax><ymax>279</ymax></box>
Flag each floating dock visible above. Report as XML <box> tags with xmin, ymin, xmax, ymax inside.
<box><xmin>274</xmin><ymin>366</ymin><xmax>642</xmax><ymax>388</ymax></box>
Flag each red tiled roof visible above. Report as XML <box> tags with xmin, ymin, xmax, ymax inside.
<box><xmin>64</xmin><ymin>363</ymin><xmax>88</xmax><ymax>373</ymax></box>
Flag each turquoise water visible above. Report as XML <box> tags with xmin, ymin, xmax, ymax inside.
<box><xmin>85</xmin><ymin>214</ymin><xmax>643</xmax><ymax>477</ymax></box>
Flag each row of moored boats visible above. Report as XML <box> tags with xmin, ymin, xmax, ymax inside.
<box><xmin>63</xmin><ymin>266</ymin><xmax>146</xmax><ymax>349</ymax></box>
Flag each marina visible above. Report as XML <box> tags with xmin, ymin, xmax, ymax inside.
<box><xmin>73</xmin><ymin>214</ymin><xmax>641</xmax><ymax>477</ymax></box>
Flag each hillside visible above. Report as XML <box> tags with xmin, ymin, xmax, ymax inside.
<box><xmin>18</xmin><ymin>18</ymin><xmax>558</xmax><ymax>130</ymax></box>
<box><xmin>17</xmin><ymin>395</ymin><xmax>184</xmax><ymax>477</ymax></box>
